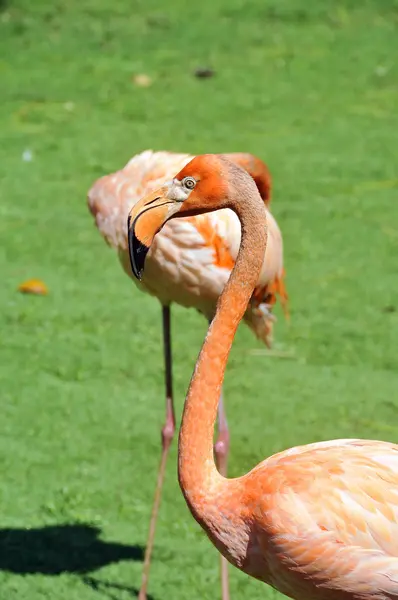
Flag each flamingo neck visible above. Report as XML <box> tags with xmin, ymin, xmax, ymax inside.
<box><xmin>178</xmin><ymin>185</ymin><xmax>267</xmax><ymax>521</ymax></box>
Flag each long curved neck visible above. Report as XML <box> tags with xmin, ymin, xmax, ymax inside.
<box><xmin>178</xmin><ymin>187</ymin><xmax>267</xmax><ymax>520</ymax></box>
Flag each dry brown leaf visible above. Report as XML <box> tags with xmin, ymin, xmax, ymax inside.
<box><xmin>18</xmin><ymin>279</ymin><xmax>48</xmax><ymax>295</ymax></box>
<box><xmin>133</xmin><ymin>74</ymin><xmax>152</xmax><ymax>87</ymax></box>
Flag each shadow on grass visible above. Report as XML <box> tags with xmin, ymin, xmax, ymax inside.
<box><xmin>0</xmin><ymin>523</ymin><xmax>144</xmax><ymax>575</ymax></box>
<box><xmin>82</xmin><ymin>576</ymin><xmax>154</xmax><ymax>600</ymax></box>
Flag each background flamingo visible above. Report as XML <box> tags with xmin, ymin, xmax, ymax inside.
<box><xmin>87</xmin><ymin>150</ymin><xmax>288</xmax><ymax>600</ymax></box>
<box><xmin>128</xmin><ymin>153</ymin><xmax>398</xmax><ymax>600</ymax></box>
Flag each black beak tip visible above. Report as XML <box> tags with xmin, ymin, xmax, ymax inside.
<box><xmin>128</xmin><ymin>227</ymin><xmax>149</xmax><ymax>281</ymax></box>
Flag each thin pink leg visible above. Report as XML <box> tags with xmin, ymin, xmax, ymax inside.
<box><xmin>138</xmin><ymin>305</ymin><xmax>175</xmax><ymax>600</ymax></box>
<box><xmin>214</xmin><ymin>391</ymin><xmax>230</xmax><ymax>476</ymax></box>
<box><xmin>208</xmin><ymin>315</ymin><xmax>230</xmax><ymax>479</ymax></box>
<box><xmin>214</xmin><ymin>390</ymin><xmax>230</xmax><ymax>600</ymax></box>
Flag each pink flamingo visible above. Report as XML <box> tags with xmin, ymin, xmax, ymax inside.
<box><xmin>127</xmin><ymin>153</ymin><xmax>398</xmax><ymax>600</ymax></box>
<box><xmin>88</xmin><ymin>150</ymin><xmax>287</xmax><ymax>600</ymax></box>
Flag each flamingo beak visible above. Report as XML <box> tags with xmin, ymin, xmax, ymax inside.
<box><xmin>127</xmin><ymin>186</ymin><xmax>179</xmax><ymax>280</ymax></box>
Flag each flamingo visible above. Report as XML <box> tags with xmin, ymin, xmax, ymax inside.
<box><xmin>127</xmin><ymin>153</ymin><xmax>398</xmax><ymax>600</ymax></box>
<box><xmin>87</xmin><ymin>150</ymin><xmax>287</xmax><ymax>600</ymax></box>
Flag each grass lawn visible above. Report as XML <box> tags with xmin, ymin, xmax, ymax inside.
<box><xmin>0</xmin><ymin>0</ymin><xmax>397</xmax><ymax>598</ymax></box>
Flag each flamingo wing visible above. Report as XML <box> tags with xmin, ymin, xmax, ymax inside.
<box><xmin>87</xmin><ymin>150</ymin><xmax>193</xmax><ymax>250</ymax></box>
<box><xmin>254</xmin><ymin>440</ymin><xmax>398</xmax><ymax>598</ymax></box>
<box><xmin>189</xmin><ymin>208</ymin><xmax>287</xmax><ymax>345</ymax></box>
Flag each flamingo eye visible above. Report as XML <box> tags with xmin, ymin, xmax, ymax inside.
<box><xmin>182</xmin><ymin>177</ymin><xmax>196</xmax><ymax>190</ymax></box>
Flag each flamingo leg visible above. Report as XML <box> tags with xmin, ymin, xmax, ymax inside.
<box><xmin>138</xmin><ymin>305</ymin><xmax>175</xmax><ymax>600</ymax></box>
<box><xmin>214</xmin><ymin>390</ymin><xmax>231</xmax><ymax>600</ymax></box>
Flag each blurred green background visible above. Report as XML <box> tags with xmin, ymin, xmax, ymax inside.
<box><xmin>0</xmin><ymin>0</ymin><xmax>397</xmax><ymax>598</ymax></box>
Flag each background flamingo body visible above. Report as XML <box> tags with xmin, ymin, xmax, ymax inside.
<box><xmin>88</xmin><ymin>150</ymin><xmax>287</xmax><ymax>346</ymax></box>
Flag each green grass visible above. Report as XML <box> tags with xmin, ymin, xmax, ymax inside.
<box><xmin>1</xmin><ymin>0</ymin><xmax>398</xmax><ymax>598</ymax></box>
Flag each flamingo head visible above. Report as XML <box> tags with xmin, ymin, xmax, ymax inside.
<box><xmin>127</xmin><ymin>154</ymin><xmax>231</xmax><ymax>280</ymax></box>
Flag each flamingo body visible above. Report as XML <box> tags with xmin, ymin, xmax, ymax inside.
<box><xmin>88</xmin><ymin>150</ymin><xmax>287</xmax><ymax>345</ymax></box>
<box><xmin>201</xmin><ymin>438</ymin><xmax>398</xmax><ymax>600</ymax></box>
